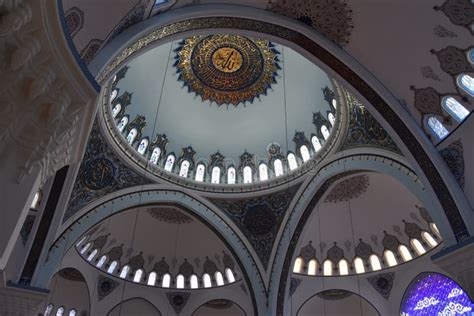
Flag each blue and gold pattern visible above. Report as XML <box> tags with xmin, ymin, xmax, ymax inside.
<box><xmin>174</xmin><ymin>34</ymin><xmax>280</xmax><ymax>106</ymax></box>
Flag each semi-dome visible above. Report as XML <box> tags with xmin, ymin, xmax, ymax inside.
<box><xmin>101</xmin><ymin>34</ymin><xmax>343</xmax><ymax>189</ymax></box>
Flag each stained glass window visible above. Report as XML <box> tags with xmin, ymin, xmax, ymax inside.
<box><xmin>300</xmin><ymin>145</ymin><xmax>310</xmax><ymax>162</ymax></box>
<box><xmin>56</xmin><ymin>307</ymin><xmax>64</xmax><ymax>316</ymax></box>
<box><xmin>274</xmin><ymin>159</ymin><xmax>284</xmax><ymax>177</ymax></box>
<box><xmin>45</xmin><ymin>304</ymin><xmax>54</xmax><ymax>316</ymax></box>
<box><xmin>190</xmin><ymin>275</ymin><xmax>199</xmax><ymax>289</ymax></box>
<box><xmin>69</xmin><ymin>309</ymin><xmax>76</xmax><ymax>316</ymax></box>
<box><xmin>287</xmin><ymin>153</ymin><xmax>298</xmax><ymax>171</ymax></box>
<box><xmin>126</xmin><ymin>128</ymin><xmax>138</xmax><ymax>144</ymax></box>
<box><xmin>243</xmin><ymin>166</ymin><xmax>252</xmax><ymax>184</ymax></box>
<box><xmin>427</xmin><ymin>116</ymin><xmax>448</xmax><ymax>140</ymax></box>
<box><xmin>311</xmin><ymin>136</ymin><xmax>322</xmax><ymax>152</ymax></box>
<box><xmin>149</xmin><ymin>148</ymin><xmax>161</xmax><ymax>165</ymax></box>
<box><xmin>259</xmin><ymin>163</ymin><xmax>268</xmax><ymax>181</ymax></box>
<box><xmin>119</xmin><ymin>265</ymin><xmax>130</xmax><ymax>279</ymax></box>
<box><xmin>203</xmin><ymin>273</ymin><xmax>212</xmax><ymax>288</ymax></box>
<box><xmin>137</xmin><ymin>139</ymin><xmax>148</xmax><ymax>155</ymax></box>
<box><xmin>442</xmin><ymin>97</ymin><xmax>469</xmax><ymax>123</ymax></box>
<box><xmin>328</xmin><ymin>112</ymin><xmax>336</xmax><ymax>126</ymax></box>
<box><xmin>400</xmin><ymin>272</ymin><xmax>474</xmax><ymax>315</ymax></box>
<box><xmin>117</xmin><ymin>116</ymin><xmax>128</xmax><ymax>132</ymax></box>
<box><xmin>227</xmin><ymin>167</ymin><xmax>236</xmax><ymax>184</ymax></box>
<box><xmin>321</xmin><ymin>125</ymin><xmax>330</xmax><ymax>140</ymax></box>
<box><xmin>110</xmin><ymin>89</ymin><xmax>118</xmax><ymax>102</ymax></box>
<box><xmin>179</xmin><ymin>160</ymin><xmax>190</xmax><ymax>178</ymax></box>
<box><xmin>176</xmin><ymin>274</ymin><xmax>185</xmax><ymax>288</ymax></box>
<box><xmin>162</xmin><ymin>274</ymin><xmax>171</xmax><ymax>288</ymax></box>
<box><xmin>164</xmin><ymin>155</ymin><xmax>175</xmax><ymax>172</ymax></box>
<box><xmin>107</xmin><ymin>261</ymin><xmax>118</xmax><ymax>274</ymax></box>
<box><xmin>112</xmin><ymin>103</ymin><xmax>121</xmax><ymax>118</ymax></box>
<box><xmin>133</xmin><ymin>269</ymin><xmax>143</xmax><ymax>283</ymax></box>
<box><xmin>195</xmin><ymin>164</ymin><xmax>205</xmax><ymax>182</ymax></box>
<box><xmin>96</xmin><ymin>255</ymin><xmax>107</xmax><ymax>268</ymax></box>
<box><xmin>147</xmin><ymin>272</ymin><xmax>157</xmax><ymax>286</ymax></box>
<box><xmin>211</xmin><ymin>166</ymin><xmax>221</xmax><ymax>184</ymax></box>
<box><xmin>458</xmin><ymin>74</ymin><xmax>474</xmax><ymax>96</ymax></box>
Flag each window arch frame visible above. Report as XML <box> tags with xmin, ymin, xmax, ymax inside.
<box><xmin>293</xmin><ymin>257</ymin><xmax>303</xmax><ymax>273</ymax></box>
<box><xmin>243</xmin><ymin>166</ymin><xmax>253</xmax><ymax>184</ymax></box>
<box><xmin>164</xmin><ymin>154</ymin><xmax>175</xmax><ymax>172</ymax></box>
<box><xmin>225</xmin><ymin>268</ymin><xmax>235</xmax><ymax>283</ymax></box>
<box><xmin>442</xmin><ymin>97</ymin><xmax>470</xmax><ymax>123</ymax></box>
<box><xmin>215</xmin><ymin>271</ymin><xmax>224</xmax><ymax>286</ymax></box>
<box><xmin>227</xmin><ymin>166</ymin><xmax>236</xmax><ymax>184</ymax></box>
<box><xmin>179</xmin><ymin>160</ymin><xmax>191</xmax><ymax>178</ymax></box>
<box><xmin>457</xmin><ymin>73</ymin><xmax>474</xmax><ymax>96</ymax></box>
<box><xmin>427</xmin><ymin>116</ymin><xmax>449</xmax><ymax>140</ymax></box>
<box><xmin>162</xmin><ymin>273</ymin><xmax>171</xmax><ymax>288</ymax></box>
<box><xmin>300</xmin><ymin>145</ymin><xmax>311</xmax><ymax>162</ymax></box>
<box><xmin>258</xmin><ymin>163</ymin><xmax>269</xmax><ymax>181</ymax></box>
<box><xmin>133</xmin><ymin>269</ymin><xmax>144</xmax><ymax>283</ymax></box>
<box><xmin>147</xmin><ymin>272</ymin><xmax>157</xmax><ymax>286</ymax></box>
<box><xmin>354</xmin><ymin>257</ymin><xmax>365</xmax><ymax>274</ymax></box>
<box><xmin>119</xmin><ymin>265</ymin><xmax>130</xmax><ymax>279</ymax></box>
<box><xmin>195</xmin><ymin>163</ymin><xmax>206</xmax><ymax>182</ymax></box>
<box><xmin>202</xmin><ymin>273</ymin><xmax>212</xmax><ymax>288</ymax></box>
<box><xmin>287</xmin><ymin>153</ymin><xmax>298</xmax><ymax>171</ymax></box>
<box><xmin>211</xmin><ymin>166</ymin><xmax>221</xmax><ymax>184</ymax></box>
<box><xmin>273</xmin><ymin>159</ymin><xmax>284</xmax><ymax>177</ymax></box>
<box><xmin>149</xmin><ymin>147</ymin><xmax>161</xmax><ymax>165</ymax></box>
<box><xmin>137</xmin><ymin>138</ymin><xmax>149</xmax><ymax>155</ymax></box>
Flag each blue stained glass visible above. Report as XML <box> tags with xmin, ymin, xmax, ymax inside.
<box><xmin>400</xmin><ymin>272</ymin><xmax>474</xmax><ymax>315</ymax></box>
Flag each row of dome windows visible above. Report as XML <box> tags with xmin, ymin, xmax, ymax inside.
<box><xmin>112</xmin><ymin>116</ymin><xmax>333</xmax><ymax>185</ymax></box>
<box><xmin>293</xmin><ymin>228</ymin><xmax>440</xmax><ymax>277</ymax></box>
<box><xmin>44</xmin><ymin>305</ymin><xmax>76</xmax><ymax>316</ymax></box>
<box><xmin>427</xmin><ymin>75</ymin><xmax>473</xmax><ymax>141</ymax></box>
<box><xmin>77</xmin><ymin>242</ymin><xmax>236</xmax><ymax>290</ymax></box>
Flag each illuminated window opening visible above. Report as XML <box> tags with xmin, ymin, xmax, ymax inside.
<box><xmin>307</xmin><ymin>259</ymin><xmax>317</xmax><ymax>276</ymax></box>
<box><xmin>293</xmin><ymin>257</ymin><xmax>303</xmax><ymax>273</ymax></box>
<box><xmin>354</xmin><ymin>257</ymin><xmax>365</xmax><ymax>274</ymax></box>
<box><xmin>338</xmin><ymin>259</ymin><xmax>349</xmax><ymax>276</ymax></box>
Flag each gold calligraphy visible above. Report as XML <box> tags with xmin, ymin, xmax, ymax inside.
<box><xmin>212</xmin><ymin>47</ymin><xmax>243</xmax><ymax>73</ymax></box>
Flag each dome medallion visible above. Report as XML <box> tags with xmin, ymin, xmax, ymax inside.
<box><xmin>175</xmin><ymin>35</ymin><xmax>280</xmax><ymax>106</ymax></box>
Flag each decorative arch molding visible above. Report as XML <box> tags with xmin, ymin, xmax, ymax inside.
<box><xmin>191</xmin><ymin>299</ymin><xmax>248</xmax><ymax>316</ymax></box>
<box><xmin>86</xmin><ymin>4</ymin><xmax>472</xmax><ymax>242</ymax></box>
<box><xmin>271</xmin><ymin>153</ymin><xmax>456</xmax><ymax>315</ymax></box>
<box><xmin>107</xmin><ymin>297</ymin><xmax>161</xmax><ymax>316</ymax></box>
<box><xmin>33</xmin><ymin>188</ymin><xmax>261</xmax><ymax>315</ymax></box>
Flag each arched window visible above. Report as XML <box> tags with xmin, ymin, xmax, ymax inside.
<box><xmin>225</xmin><ymin>268</ymin><xmax>235</xmax><ymax>283</ymax></box>
<box><xmin>112</xmin><ymin>103</ymin><xmax>121</xmax><ymax>118</ymax></box>
<box><xmin>126</xmin><ymin>128</ymin><xmax>138</xmax><ymax>144</ymax></box>
<box><xmin>307</xmin><ymin>259</ymin><xmax>317</xmax><ymax>276</ymax></box>
<box><xmin>399</xmin><ymin>245</ymin><xmax>413</xmax><ymax>262</ymax></box>
<box><xmin>164</xmin><ymin>155</ymin><xmax>175</xmax><ymax>172</ymax></box>
<box><xmin>332</xmin><ymin>99</ymin><xmax>338</xmax><ymax>108</ymax></box>
<box><xmin>321</xmin><ymin>125</ymin><xmax>330</xmax><ymax>140</ymax></box>
<box><xmin>149</xmin><ymin>147</ymin><xmax>161</xmax><ymax>165</ymax></box>
<box><xmin>338</xmin><ymin>259</ymin><xmax>349</xmax><ymax>276</ymax></box>
<box><xmin>117</xmin><ymin>116</ymin><xmax>128</xmax><ymax>132</ymax></box>
<box><xmin>80</xmin><ymin>242</ymin><xmax>92</xmax><ymax>254</ymax></box>
<box><xmin>110</xmin><ymin>89</ymin><xmax>118</xmax><ymax>101</ymax></box>
<box><xmin>211</xmin><ymin>166</ymin><xmax>221</xmax><ymax>184</ymax></box>
<box><xmin>87</xmin><ymin>249</ymin><xmax>98</xmax><ymax>262</ymax></box>
<box><xmin>133</xmin><ymin>269</ymin><xmax>143</xmax><ymax>283</ymax></box>
<box><xmin>96</xmin><ymin>255</ymin><xmax>107</xmax><ymax>268</ymax></box>
<box><xmin>328</xmin><ymin>112</ymin><xmax>336</xmax><ymax>126</ymax></box>
<box><xmin>411</xmin><ymin>239</ymin><xmax>426</xmax><ymax>255</ymax></box>
<box><xmin>311</xmin><ymin>136</ymin><xmax>322</xmax><ymax>152</ymax></box>
<box><xmin>76</xmin><ymin>235</ymin><xmax>87</xmax><ymax>248</ymax></box>
<box><xmin>69</xmin><ymin>309</ymin><xmax>77</xmax><ymax>316</ymax></box>
<box><xmin>190</xmin><ymin>275</ymin><xmax>199</xmax><ymax>289</ymax></box>
<box><xmin>243</xmin><ymin>166</ymin><xmax>252</xmax><ymax>184</ymax></box>
<box><xmin>323</xmin><ymin>260</ymin><xmax>333</xmax><ymax>276</ymax></box>
<box><xmin>195</xmin><ymin>164</ymin><xmax>205</xmax><ymax>182</ymax></box>
<box><xmin>215</xmin><ymin>271</ymin><xmax>224</xmax><ymax>286</ymax></box>
<box><xmin>422</xmin><ymin>231</ymin><xmax>438</xmax><ymax>248</ymax></box>
<box><xmin>300</xmin><ymin>145</ymin><xmax>310</xmax><ymax>162</ymax></box>
<box><xmin>274</xmin><ymin>159</ymin><xmax>284</xmax><ymax>177</ymax></box>
<box><xmin>203</xmin><ymin>273</ymin><xmax>212</xmax><ymax>288</ymax></box>
<box><xmin>293</xmin><ymin>257</ymin><xmax>303</xmax><ymax>273</ymax></box>
<box><xmin>137</xmin><ymin>138</ymin><xmax>149</xmax><ymax>155</ymax></box>
<box><xmin>287</xmin><ymin>153</ymin><xmax>298</xmax><ymax>171</ymax></box>
<box><xmin>427</xmin><ymin>116</ymin><xmax>448</xmax><ymax>140</ymax></box>
<box><xmin>384</xmin><ymin>250</ymin><xmax>397</xmax><ymax>267</ymax></box>
<box><xmin>147</xmin><ymin>272</ymin><xmax>157</xmax><ymax>286</ymax></box>
<box><xmin>458</xmin><ymin>74</ymin><xmax>474</xmax><ymax>96</ymax></box>
<box><xmin>56</xmin><ymin>306</ymin><xmax>65</xmax><ymax>316</ymax></box>
<box><xmin>31</xmin><ymin>190</ymin><xmax>41</xmax><ymax>210</ymax></box>
<box><xmin>44</xmin><ymin>304</ymin><xmax>54</xmax><ymax>316</ymax></box>
<box><xmin>176</xmin><ymin>274</ymin><xmax>185</xmax><ymax>289</ymax></box>
<box><xmin>430</xmin><ymin>222</ymin><xmax>441</xmax><ymax>238</ymax></box>
<box><xmin>179</xmin><ymin>160</ymin><xmax>190</xmax><ymax>178</ymax></box>
<box><xmin>162</xmin><ymin>273</ymin><xmax>171</xmax><ymax>288</ymax></box>
<box><xmin>354</xmin><ymin>257</ymin><xmax>365</xmax><ymax>274</ymax></box>
<box><xmin>369</xmin><ymin>254</ymin><xmax>382</xmax><ymax>271</ymax></box>
<box><xmin>227</xmin><ymin>167</ymin><xmax>236</xmax><ymax>184</ymax></box>
<box><xmin>259</xmin><ymin>163</ymin><xmax>268</xmax><ymax>181</ymax></box>
<box><xmin>442</xmin><ymin>97</ymin><xmax>469</xmax><ymax>122</ymax></box>
<box><xmin>119</xmin><ymin>265</ymin><xmax>130</xmax><ymax>279</ymax></box>
<box><xmin>107</xmin><ymin>261</ymin><xmax>118</xmax><ymax>274</ymax></box>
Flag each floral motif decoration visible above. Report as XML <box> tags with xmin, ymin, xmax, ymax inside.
<box><xmin>367</xmin><ymin>272</ymin><xmax>395</xmax><ymax>300</ymax></box>
<box><xmin>440</xmin><ymin>139</ymin><xmax>465</xmax><ymax>188</ymax></box>
<box><xmin>174</xmin><ymin>34</ymin><xmax>280</xmax><ymax>106</ymax></box>
<box><xmin>64</xmin><ymin>7</ymin><xmax>84</xmax><ymax>38</ymax></box>
<box><xmin>97</xmin><ymin>275</ymin><xmax>120</xmax><ymax>301</ymax></box>
<box><xmin>434</xmin><ymin>0</ymin><xmax>474</xmax><ymax>33</ymax></box>
<box><xmin>210</xmin><ymin>184</ymin><xmax>300</xmax><ymax>269</ymax></box>
<box><xmin>64</xmin><ymin>121</ymin><xmax>151</xmax><ymax>222</ymax></box>
<box><xmin>341</xmin><ymin>90</ymin><xmax>401</xmax><ymax>153</ymax></box>
<box><xmin>147</xmin><ymin>207</ymin><xmax>193</xmax><ymax>224</ymax></box>
<box><xmin>269</xmin><ymin>0</ymin><xmax>354</xmax><ymax>46</ymax></box>
<box><xmin>324</xmin><ymin>174</ymin><xmax>370</xmax><ymax>203</ymax></box>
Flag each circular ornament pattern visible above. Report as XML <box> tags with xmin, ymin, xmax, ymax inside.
<box><xmin>175</xmin><ymin>34</ymin><xmax>280</xmax><ymax>106</ymax></box>
<box><xmin>83</xmin><ymin>158</ymin><xmax>115</xmax><ymax>190</ymax></box>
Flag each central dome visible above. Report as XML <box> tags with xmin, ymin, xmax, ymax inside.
<box><xmin>102</xmin><ymin>33</ymin><xmax>343</xmax><ymax>189</ymax></box>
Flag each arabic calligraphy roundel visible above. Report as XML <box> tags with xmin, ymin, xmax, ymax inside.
<box><xmin>175</xmin><ymin>34</ymin><xmax>280</xmax><ymax>106</ymax></box>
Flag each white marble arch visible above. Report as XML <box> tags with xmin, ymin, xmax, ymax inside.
<box><xmin>89</xmin><ymin>4</ymin><xmax>473</xmax><ymax>240</ymax></box>
<box><xmin>33</xmin><ymin>188</ymin><xmax>262</xmax><ymax>315</ymax></box>
<box><xmin>269</xmin><ymin>150</ymin><xmax>457</xmax><ymax>315</ymax></box>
